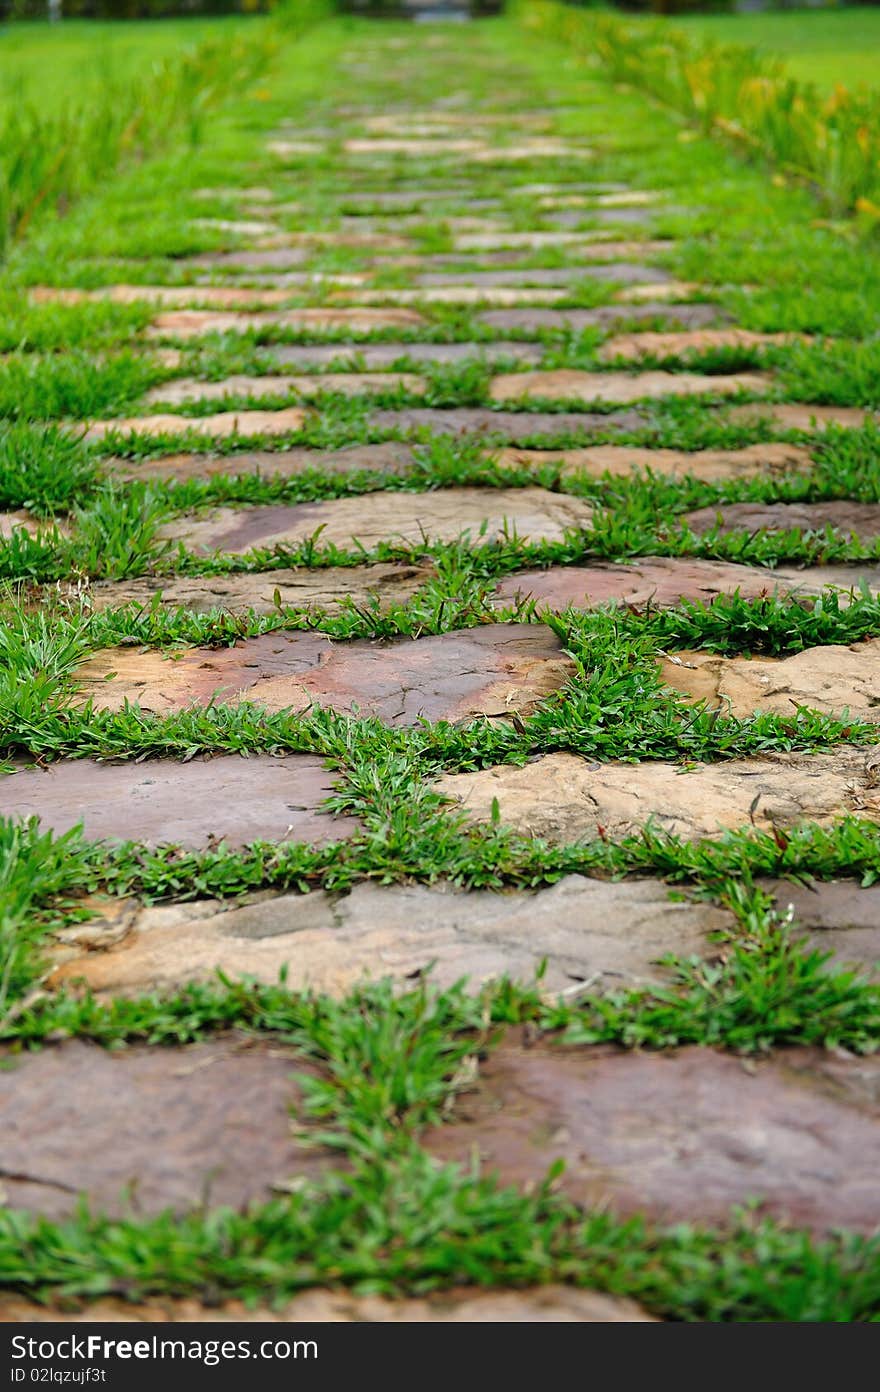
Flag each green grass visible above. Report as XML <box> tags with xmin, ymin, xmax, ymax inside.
<box><xmin>677</xmin><ymin>6</ymin><xmax>880</xmax><ymax>92</ymax></box>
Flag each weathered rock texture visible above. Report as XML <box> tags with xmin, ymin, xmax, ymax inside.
<box><xmin>159</xmin><ymin>488</ymin><xmax>595</xmax><ymax>553</ymax></box>
<box><xmin>762</xmin><ymin>877</ymin><xmax>880</xmax><ymax>977</ymax></box>
<box><xmin>728</xmin><ymin>403</ymin><xmax>877</xmax><ymax>431</ymax></box>
<box><xmin>75</xmin><ymin>624</ymin><xmax>576</xmax><ymax>723</ymax></box>
<box><xmin>436</xmin><ymin>746</ymin><xmax>880</xmax><ymax>842</ymax></box>
<box><xmin>497</xmin><ymin>443</ymin><xmax>810</xmax><ymax>482</ymax></box>
<box><xmin>0</xmin><ymin>1037</ymin><xmax>328</xmax><ymax>1219</ymax></box>
<box><xmin>84</xmin><ymin>408</ymin><xmax>307</xmax><ymax>444</ymax></box>
<box><xmin>659</xmin><ymin>639</ymin><xmax>880</xmax><ymax>723</ymax></box>
<box><xmin>145</xmin><ymin>307</ymin><xmax>426</xmax><ymax>339</ymax></box>
<box><xmin>108</xmin><ymin>442</ymin><xmax>414</xmax><ymax>484</ymax></box>
<box><xmin>85</xmin><ymin>563</ymin><xmax>431</xmax><ymax>616</ymax></box>
<box><xmin>144</xmin><ymin>373</ymin><xmax>425</xmax><ymax>406</ymax></box>
<box><xmin>48</xmin><ymin>875</ymin><xmax>733</xmax><ymax>999</ymax></box>
<box><xmin>683</xmin><ymin>500</ymin><xmax>880</xmax><ymax>541</ymax></box>
<box><xmin>0</xmin><ymin>755</ymin><xmax>353</xmax><ymax>848</ymax></box>
<box><xmin>425</xmin><ymin>1040</ymin><xmax>880</xmax><ymax>1235</ymax></box>
<box><xmin>599</xmin><ymin>329</ymin><xmax>795</xmax><ymax>362</ymax></box>
<box><xmin>489</xmin><ymin>369</ymin><xmax>767</xmax><ymax>405</ymax></box>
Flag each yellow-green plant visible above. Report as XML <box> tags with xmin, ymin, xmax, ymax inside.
<box><xmin>514</xmin><ymin>0</ymin><xmax>880</xmax><ymax>226</ymax></box>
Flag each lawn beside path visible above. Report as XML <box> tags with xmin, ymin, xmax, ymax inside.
<box><xmin>1</xmin><ymin>8</ymin><xmax>880</xmax><ymax>1322</ymax></box>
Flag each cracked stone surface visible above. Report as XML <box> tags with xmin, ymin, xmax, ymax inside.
<box><xmin>683</xmin><ymin>500</ymin><xmax>880</xmax><ymax>541</ymax></box>
<box><xmin>489</xmin><ymin>368</ymin><xmax>767</xmax><ymax>405</ymax></box>
<box><xmin>84</xmin><ymin>407</ymin><xmax>308</xmax><ymax>444</ymax></box>
<box><xmin>85</xmin><ymin>562</ymin><xmax>432</xmax><ymax>615</ymax></box>
<box><xmin>761</xmin><ymin>877</ymin><xmax>880</xmax><ymax>977</ymax></box>
<box><xmin>144</xmin><ymin>306</ymin><xmax>426</xmax><ymax>339</ymax></box>
<box><xmin>47</xmin><ymin>875</ymin><xmax>733</xmax><ymax>999</ymax></box>
<box><xmin>368</xmin><ymin>407</ymin><xmax>644</xmax><ymax>438</ymax></box>
<box><xmin>496</xmin><ymin>443</ymin><xmax>811</xmax><ymax>482</ymax></box>
<box><xmin>491</xmin><ymin>556</ymin><xmax>880</xmax><ymax>611</ymax></box>
<box><xmin>599</xmin><ymin>329</ymin><xmax>798</xmax><ymax>361</ymax></box>
<box><xmin>0</xmin><ymin>1037</ymin><xmax>329</xmax><ymax>1219</ymax></box>
<box><xmin>424</xmin><ymin>1040</ymin><xmax>880</xmax><ymax>1235</ymax></box>
<box><xmin>435</xmin><ymin>746</ymin><xmax>880</xmax><ymax>842</ymax></box>
<box><xmin>144</xmin><ymin>372</ymin><xmax>425</xmax><ymax>406</ymax></box>
<box><xmin>660</xmin><ymin>640</ymin><xmax>880</xmax><ymax>723</ymax></box>
<box><xmin>107</xmin><ymin>441</ymin><xmax>415</xmax><ymax>483</ymax></box>
<box><xmin>728</xmin><ymin>403</ymin><xmax>877</xmax><ymax>431</ymax></box>
<box><xmin>476</xmin><ymin>303</ymin><xmax>725</xmax><ymax>332</ymax></box>
<box><xmin>0</xmin><ymin>755</ymin><xmax>354</xmax><ymax>849</ymax></box>
<box><xmin>159</xmin><ymin>487</ymin><xmax>595</xmax><ymax>553</ymax></box>
<box><xmin>0</xmin><ymin>1288</ymin><xmax>653</xmax><ymax>1323</ymax></box>
<box><xmin>75</xmin><ymin>623</ymin><xmax>577</xmax><ymax>723</ymax></box>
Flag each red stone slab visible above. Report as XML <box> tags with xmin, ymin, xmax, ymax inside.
<box><xmin>425</xmin><ymin>1041</ymin><xmax>880</xmax><ymax>1234</ymax></box>
<box><xmin>762</xmin><ymin>877</ymin><xmax>880</xmax><ymax>978</ymax></box>
<box><xmin>0</xmin><ymin>755</ymin><xmax>353</xmax><ymax>849</ymax></box>
<box><xmin>0</xmin><ymin>1037</ymin><xmax>329</xmax><ymax>1219</ymax></box>
<box><xmin>491</xmin><ymin>557</ymin><xmax>880</xmax><ymax>612</ymax></box>
<box><xmin>683</xmin><ymin>501</ymin><xmax>880</xmax><ymax>541</ymax></box>
<box><xmin>75</xmin><ymin>624</ymin><xmax>576</xmax><ymax>724</ymax></box>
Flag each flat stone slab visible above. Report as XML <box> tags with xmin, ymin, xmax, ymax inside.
<box><xmin>352</xmin><ymin>286</ymin><xmax>569</xmax><ymax>306</ymax></box>
<box><xmin>160</xmin><ymin>488</ymin><xmax>595</xmax><ymax>553</ymax></box>
<box><xmin>49</xmin><ymin>875</ymin><xmax>732</xmax><ymax>1000</ymax></box>
<box><xmin>660</xmin><ymin>638</ymin><xmax>880</xmax><ymax>724</ymax></box>
<box><xmin>343</xmin><ymin>137</ymin><xmax>483</xmax><ymax>154</ymax></box>
<box><xmin>492</xmin><ymin>558</ymin><xmax>880</xmax><ymax>612</ymax></box>
<box><xmin>145</xmin><ymin>307</ymin><xmax>426</xmax><ymax>340</ymax></box>
<box><xmin>762</xmin><ymin>877</ymin><xmax>880</xmax><ymax>977</ymax></box>
<box><xmin>425</xmin><ymin>1041</ymin><xmax>880</xmax><ymax>1235</ymax></box>
<box><xmin>436</xmin><ymin>746</ymin><xmax>880</xmax><ymax>842</ymax></box>
<box><xmin>31</xmin><ymin>285</ymin><xmax>293</xmax><ymax>309</ymax></box>
<box><xmin>108</xmin><ymin>441</ymin><xmax>415</xmax><ymax>484</ymax></box>
<box><xmin>144</xmin><ymin>373</ymin><xmax>425</xmax><ymax>407</ymax></box>
<box><xmin>616</xmin><ymin>281</ymin><xmax>705</xmax><ymax>304</ymax></box>
<box><xmin>683</xmin><ymin>501</ymin><xmax>880</xmax><ymax>541</ymax></box>
<box><xmin>476</xmin><ymin>304</ymin><xmax>724</xmax><ymax>332</ymax></box>
<box><xmin>84</xmin><ymin>408</ymin><xmax>308</xmax><ymax>444</ymax></box>
<box><xmin>86</xmin><ymin>562</ymin><xmax>430</xmax><ymax>616</ymax></box>
<box><xmin>270</xmin><ymin>341</ymin><xmax>545</xmax><ymax>368</ymax></box>
<box><xmin>728</xmin><ymin>403</ymin><xmax>877</xmax><ymax>431</ymax></box>
<box><xmin>74</xmin><ymin>624</ymin><xmax>577</xmax><ymax>723</ymax></box>
<box><xmin>414</xmin><ymin>265</ymin><xmax>670</xmax><ymax>287</ymax></box>
<box><xmin>369</xmin><ymin>407</ymin><xmax>644</xmax><ymax>438</ymax></box>
<box><xmin>0</xmin><ymin>511</ymin><xmax>66</xmax><ymax>542</ymax></box>
<box><xmin>599</xmin><ymin>329</ymin><xmax>797</xmax><ymax>362</ymax></box>
<box><xmin>489</xmin><ymin>369</ymin><xmax>767</xmax><ymax>405</ymax></box>
<box><xmin>0</xmin><ymin>1037</ymin><xmax>327</xmax><ymax>1219</ymax></box>
<box><xmin>0</xmin><ymin>1288</ymin><xmax>653</xmax><ymax>1323</ymax></box>
<box><xmin>0</xmin><ymin>755</ymin><xmax>353</xmax><ymax>849</ymax></box>
<box><xmin>183</xmin><ymin>247</ymin><xmax>309</xmax><ymax>270</ymax></box>
<box><xmin>498</xmin><ymin>443</ymin><xmax>811</xmax><ymax>482</ymax></box>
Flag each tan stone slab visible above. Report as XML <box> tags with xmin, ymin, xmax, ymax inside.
<box><xmin>616</xmin><ymin>282</ymin><xmax>705</xmax><ymax>303</ymax></box>
<box><xmin>344</xmin><ymin>137</ymin><xmax>483</xmax><ymax>154</ymax></box>
<box><xmin>48</xmin><ymin>875</ymin><xmax>733</xmax><ymax>1000</ymax></box>
<box><xmin>266</xmin><ymin>139</ymin><xmax>326</xmax><ymax>157</ymax></box>
<box><xmin>489</xmin><ymin>369</ymin><xmax>768</xmax><ymax>406</ymax></box>
<box><xmin>86</xmin><ymin>563</ymin><xmax>431</xmax><ymax>616</ymax></box>
<box><xmin>492</xmin><ymin>557</ymin><xmax>880</xmax><ymax>612</ymax></box>
<box><xmin>0</xmin><ymin>1288</ymin><xmax>653</xmax><ymax>1323</ymax></box>
<box><xmin>144</xmin><ymin>373</ymin><xmax>425</xmax><ymax>407</ymax></box>
<box><xmin>108</xmin><ymin>441</ymin><xmax>415</xmax><ymax>484</ymax></box>
<box><xmin>600</xmin><ymin>330</ymin><xmax>798</xmax><ymax>363</ymax></box>
<box><xmin>0</xmin><ymin>1037</ymin><xmax>328</xmax><ymax>1219</ymax></box>
<box><xmin>191</xmin><ymin>217</ymin><xmax>279</xmax><ymax>237</ymax></box>
<box><xmin>497</xmin><ymin>443</ymin><xmax>811</xmax><ymax>482</ymax></box>
<box><xmin>596</xmin><ymin>190</ymin><xmax>663</xmax><ymax>208</ymax></box>
<box><xmin>83</xmin><ymin>407</ymin><xmax>307</xmax><ymax>444</ymax></box>
<box><xmin>728</xmin><ymin>402</ymin><xmax>877</xmax><ymax>431</ymax></box>
<box><xmin>478</xmin><ymin>304</ymin><xmax>725</xmax><ymax>333</ymax></box>
<box><xmin>144</xmin><ymin>306</ymin><xmax>427</xmax><ymax>339</ymax></box>
<box><xmin>660</xmin><ymin>639</ymin><xmax>880</xmax><ymax>724</ymax></box>
<box><xmin>160</xmin><ymin>488</ymin><xmax>595</xmax><ymax>554</ymax></box>
<box><xmin>436</xmin><ymin>746</ymin><xmax>880</xmax><ymax>842</ymax></box>
<box><xmin>349</xmin><ymin>286</ymin><xmax>568</xmax><ymax>305</ymax></box>
<box><xmin>425</xmin><ymin>1041</ymin><xmax>880</xmax><ymax>1235</ymax></box>
<box><xmin>683</xmin><ymin>500</ymin><xmax>880</xmax><ymax>541</ymax></box>
<box><xmin>453</xmin><ymin>230</ymin><xmax>607</xmax><ymax>251</ymax></box>
<box><xmin>193</xmin><ymin>185</ymin><xmax>275</xmax><ymax>201</ymax></box>
<box><xmin>0</xmin><ymin>510</ymin><xmax>66</xmax><ymax>542</ymax></box>
<box><xmin>74</xmin><ymin>624</ymin><xmax>576</xmax><ymax>723</ymax></box>
<box><xmin>0</xmin><ymin>754</ymin><xmax>354</xmax><ymax>849</ymax></box>
<box><xmin>469</xmin><ymin>141</ymin><xmax>593</xmax><ymax>162</ymax></box>
<box><xmin>29</xmin><ymin>285</ymin><xmax>293</xmax><ymax>309</ymax></box>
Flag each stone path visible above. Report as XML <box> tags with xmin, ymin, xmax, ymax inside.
<box><xmin>3</xmin><ymin>14</ymin><xmax>880</xmax><ymax>1321</ymax></box>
